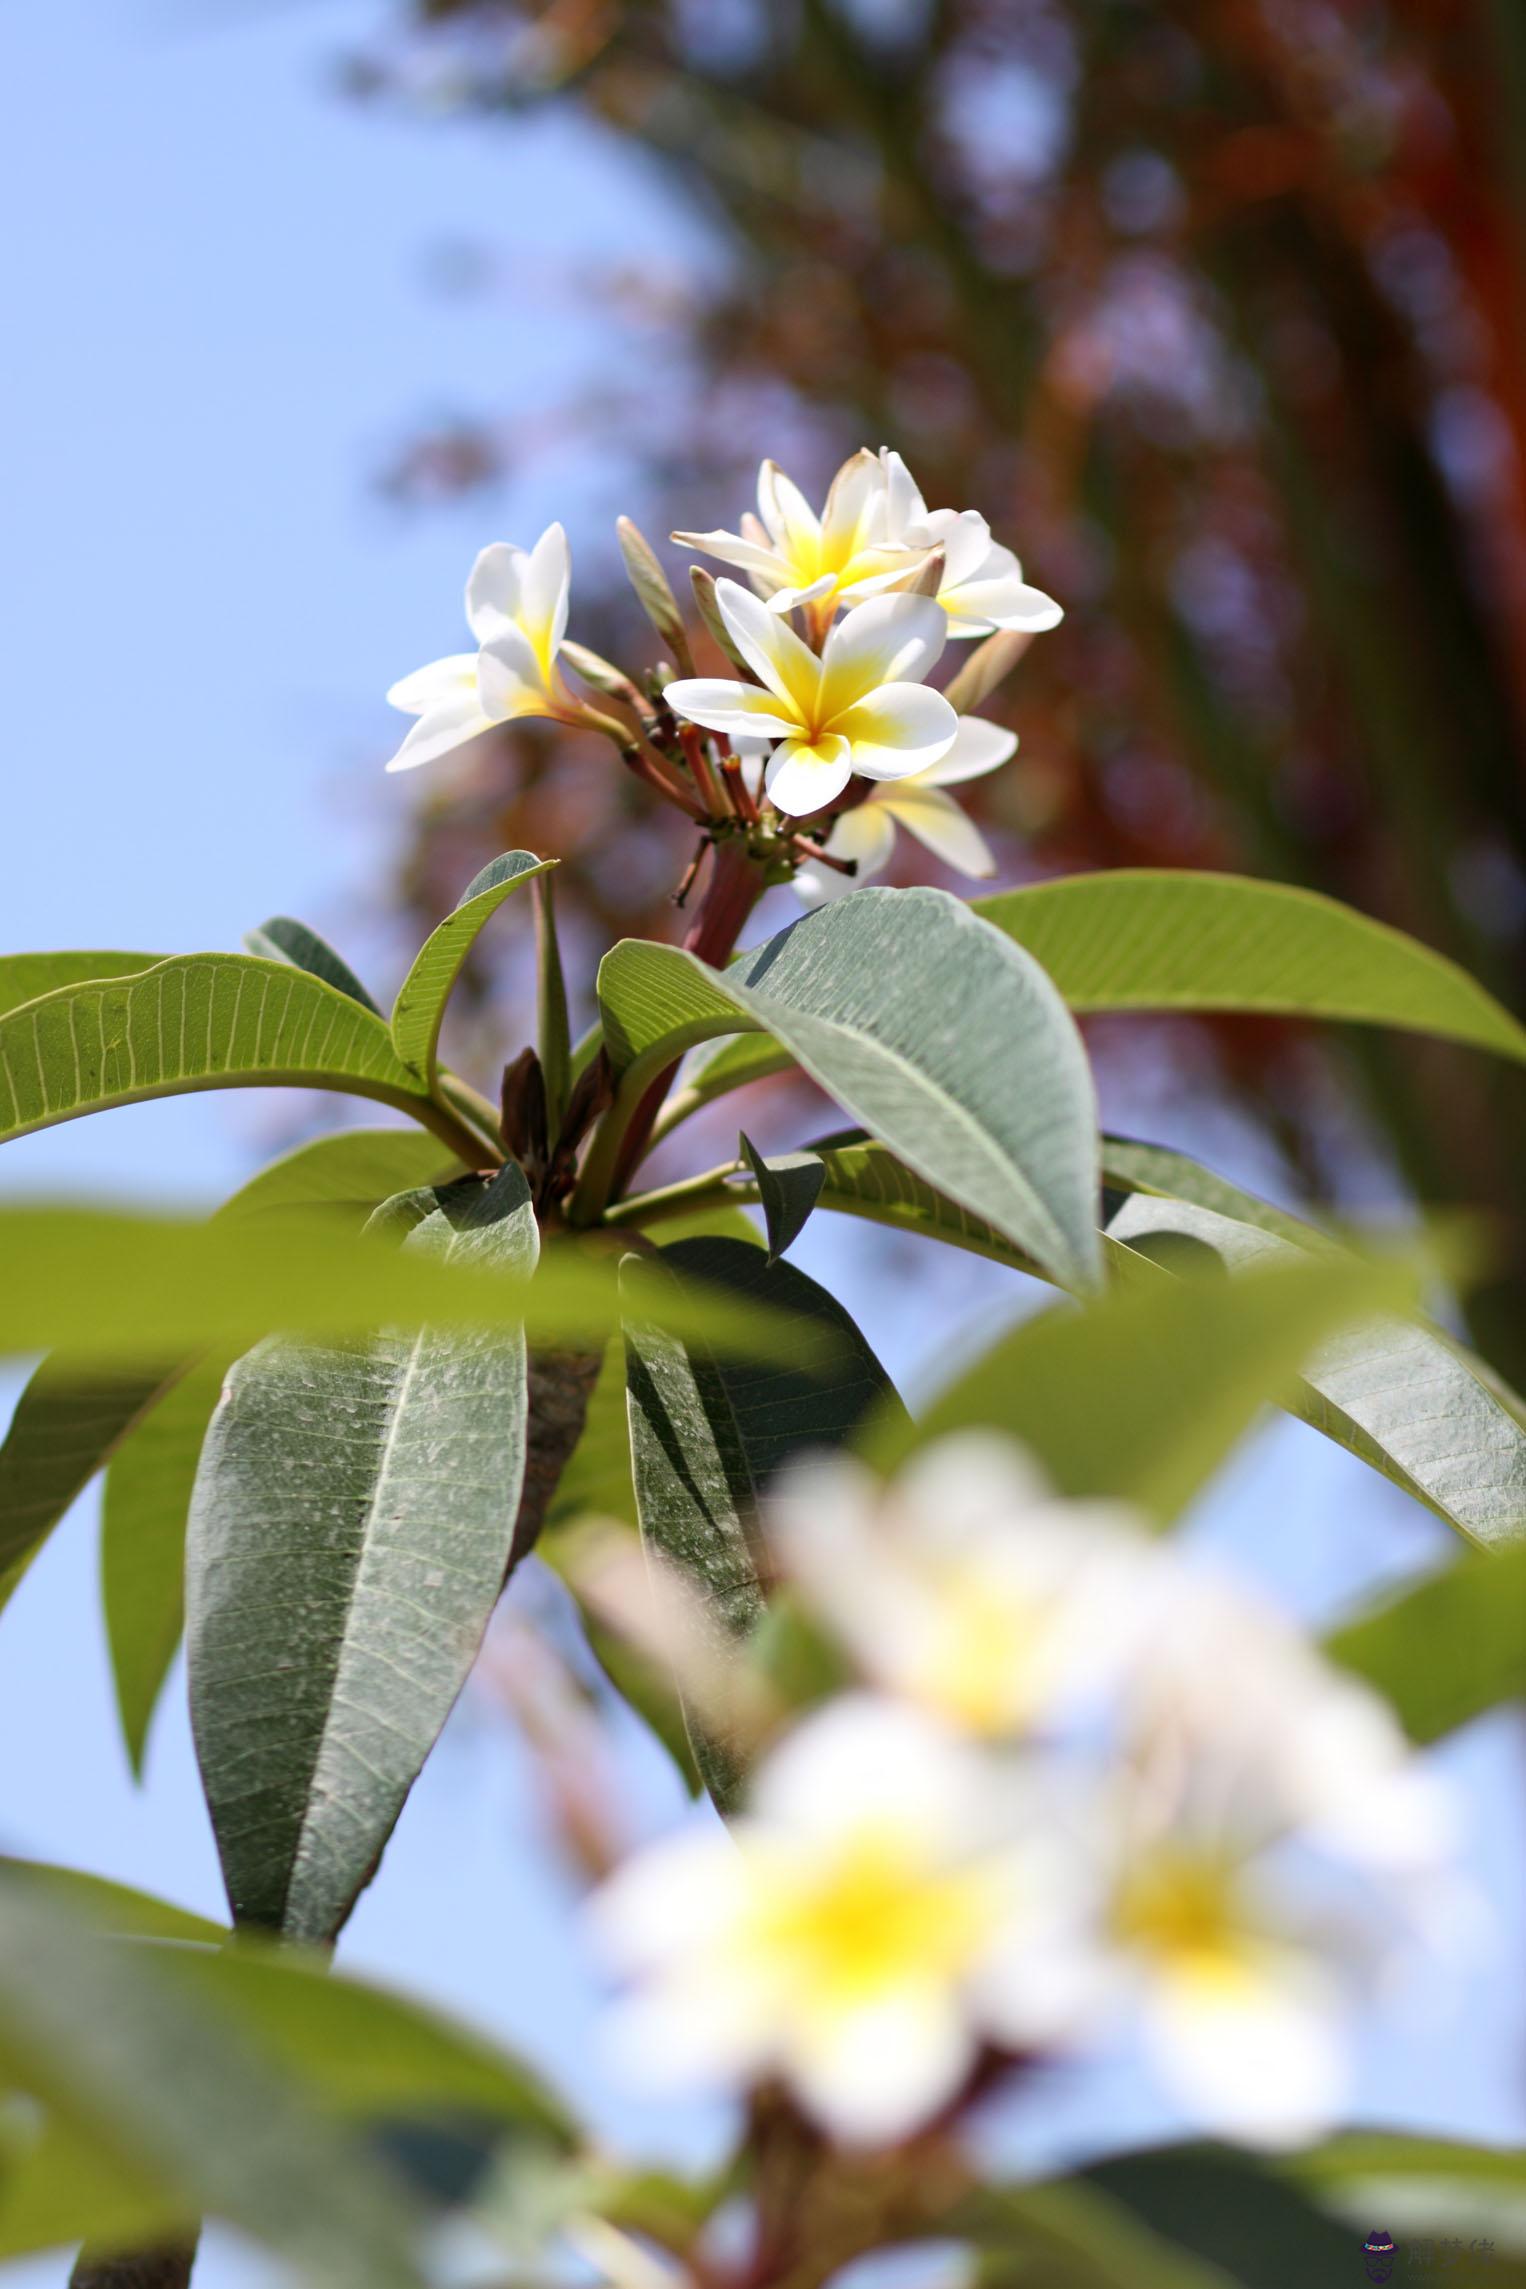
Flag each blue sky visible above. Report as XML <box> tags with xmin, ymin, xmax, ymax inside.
<box><xmin>0</xmin><ymin>4</ymin><xmax>1521</xmax><ymax>2281</ymax></box>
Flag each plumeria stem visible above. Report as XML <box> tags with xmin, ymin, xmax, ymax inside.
<box><xmin>603</xmin><ymin>1164</ymin><xmax>745</xmax><ymax>1227</ymax></box>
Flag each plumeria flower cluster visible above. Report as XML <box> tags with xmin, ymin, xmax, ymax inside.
<box><xmin>589</xmin><ymin>1434</ymin><xmax>1462</xmax><ymax>2153</ymax></box>
<box><xmin>383</xmin><ymin>448</ymin><xmax>1061</xmax><ymax>903</ymax></box>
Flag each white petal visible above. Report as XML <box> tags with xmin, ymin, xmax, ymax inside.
<box><xmin>793</xmin><ymin>803</ymin><xmax>897</xmax><ymax>905</ymax></box>
<box><xmin>821</xmin><ymin>447</ymin><xmax>883</xmax><ymax>551</ymax></box>
<box><xmin>664</xmin><ymin>676</ymin><xmax>799</xmax><ymax>740</ymax></box>
<box><xmin>818</xmin><ymin>592</ymin><xmax>948</xmax><ymax>715</ymax></box>
<box><xmin>946</xmin><ymin>566</ymin><xmax>1064</xmax><ymax>635</ymax></box>
<box><xmin>477</xmin><ymin>628</ymin><xmax>554</xmax><ymax>720</ymax></box>
<box><xmin>757</xmin><ymin>459</ymin><xmax>822</xmax><ymax>555</ymax></box>
<box><xmin>384</xmin><ymin>696</ymin><xmax>495</xmax><ymax>773</ymax></box>
<box><xmin>386</xmin><ymin>654</ymin><xmax>478</xmax><ymax>716</ymax></box>
<box><xmin>788</xmin><ymin>1987</ymin><xmax>975</xmax><ymax>2146</ymax></box>
<box><xmin>877</xmin><ymin>447</ymin><xmax>929</xmax><ymax>534</ymax></box>
<box><xmin>671</xmin><ymin>526</ymin><xmax>788</xmax><ymax>587</ymax></box>
<box><xmin>714</xmin><ymin>579</ymin><xmax>820</xmax><ymax>716</ymax></box>
<box><xmin>921</xmin><ymin>715</ymin><xmax>1019</xmax><ymax>786</ymax></box>
<box><xmin>878</xmin><ymin>784</ymin><xmax>996</xmax><ymax>877</ymax></box>
<box><xmin>830</xmin><ymin>683</ymin><xmax>958</xmax><ymax>780</ymax></box>
<box><xmin>1142</xmin><ymin>1953</ymin><xmax>1348</xmax><ymax>2148</ymax></box>
<box><xmin>925</xmin><ymin>506</ymin><xmax>995</xmax><ymax>590</ymax></box>
<box><xmin>465</xmin><ymin>543</ymin><xmax>526</xmax><ymax>643</ymax></box>
<box><xmin>767</xmin><ymin>572</ymin><xmax>837</xmax><ymax>615</ymax></box>
<box><xmin>763</xmin><ymin>733</ymin><xmax>853</xmax><ymax>815</ymax></box>
<box><xmin>587</xmin><ymin>1826</ymin><xmax>746</xmax><ymax>1975</ymax></box>
<box><xmin>750</xmin><ymin>1695</ymin><xmax>987</xmax><ymax>1847</ymax></box>
<box><xmin>520</xmin><ymin>521</ymin><xmax>571</xmax><ymax>662</ymax></box>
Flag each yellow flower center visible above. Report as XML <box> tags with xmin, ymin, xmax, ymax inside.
<box><xmin>1111</xmin><ymin>1848</ymin><xmax>1248</xmax><ymax>1981</ymax></box>
<box><xmin>743</xmin><ymin>1829</ymin><xmax>1003</xmax><ymax>2013</ymax></box>
<box><xmin>915</xmin><ymin>1574</ymin><xmax>1044</xmax><ymax>1735</ymax></box>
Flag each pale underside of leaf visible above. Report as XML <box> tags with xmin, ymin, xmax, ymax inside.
<box><xmin>390</xmin><ymin>852</ymin><xmax>553</xmax><ymax>1085</ymax></box>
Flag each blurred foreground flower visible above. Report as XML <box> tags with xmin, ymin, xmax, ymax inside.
<box><xmin>386</xmin><ymin>523</ymin><xmax>581</xmax><ymax>771</ymax></box>
<box><xmin>664</xmin><ymin>581</ymin><xmax>957</xmax><ymax>814</ymax></box>
<box><xmin>590</xmin><ymin>1694</ymin><xmax>1093</xmax><ymax>2145</ymax></box>
<box><xmin>589</xmin><ymin>1434</ymin><xmax>1466</xmax><ymax>2152</ymax></box>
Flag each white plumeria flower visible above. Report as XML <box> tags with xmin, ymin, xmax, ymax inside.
<box><xmin>673</xmin><ymin>450</ymin><xmax>922</xmax><ymax>618</ymax></box>
<box><xmin>589</xmin><ymin>1695</ymin><xmax>1098</xmax><ymax>2146</ymax></box>
<box><xmin>792</xmin><ymin>715</ymin><xmax>1018</xmax><ymax>904</ymax></box>
<box><xmin>385</xmin><ymin>524</ymin><xmax>580</xmax><ymax>772</ymax></box>
<box><xmin>767</xmin><ymin>1436</ymin><xmax>1157</xmax><ymax>1737</ymax></box>
<box><xmin>1097</xmin><ymin>1568</ymin><xmax>1461</xmax><ymax>2147</ymax></box>
<box><xmin>664</xmin><ymin>579</ymin><xmax>957</xmax><ymax>815</ymax></box>
<box><xmin>878</xmin><ymin>448</ymin><xmax>1063</xmax><ymax>640</ymax></box>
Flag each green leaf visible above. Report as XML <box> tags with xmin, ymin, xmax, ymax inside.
<box><xmin>391</xmin><ymin>853</ymin><xmax>553</xmax><ymax>1086</ymax></box>
<box><xmin>100</xmin><ymin>1127</ymin><xmax>459</xmax><ymax>1774</ymax></box>
<box><xmin>0</xmin><ymin>1201</ymin><xmax>816</xmax><ymax>1365</ymax></box>
<box><xmin>1104</xmin><ymin>1185</ymin><xmax>1526</xmax><ymax>1548</ymax></box>
<box><xmin>974</xmin><ymin>869</ymin><xmax>1526</xmax><ymax>1062</ymax></box>
<box><xmin>622</xmin><ymin>1236</ymin><xmax>902</xmax><ymax>1801</ymax></box>
<box><xmin>870</xmin><ymin>1246</ymin><xmax>1423</xmax><ymax>1525</ymax></box>
<box><xmin>0</xmin><ymin>1129</ymin><xmax>458</xmax><ymax>1643</ymax></box>
<box><xmin>961</xmin><ymin>2178</ymin><xmax>1238</xmax><ymax>2288</ymax></box>
<box><xmin>0</xmin><ymin>1860</ymin><xmax>225</xmax><ymax>1945</ymax></box>
<box><xmin>187</xmin><ymin>1164</ymin><xmax>538</xmax><ymax>1940</ymax></box>
<box><xmin>807</xmin><ymin>1132</ymin><xmax>1042</xmax><ymax>1274</ymax></box>
<box><xmin>0</xmin><ymin>953</ymin><xmax>470</xmax><ymax>1154</ymax></box>
<box><xmin>101</xmin><ymin>1356</ymin><xmax>230</xmax><ymax>1776</ymax></box>
<box><xmin>594</xmin><ymin>888</ymin><xmax>1102</xmax><ymax>1291</ymax></box>
<box><xmin>1100</xmin><ymin>1134</ymin><xmax>1325</xmax><ymax>1248</ymax></box>
<box><xmin>1327</xmin><ymin>1544</ymin><xmax>1526</xmax><ymax>1740</ymax></box>
<box><xmin>242</xmin><ymin>917</ymin><xmax>381</xmax><ymax>1015</ymax></box>
<box><xmin>738</xmin><ymin>1133</ymin><xmax>824</xmax><ymax>1262</ymax></box>
<box><xmin>0</xmin><ymin>1879</ymin><xmax>426</xmax><ymax>2286</ymax></box>
<box><xmin>1075</xmin><ymin>2145</ymin><xmax>1368</xmax><ymax>2289</ymax></box>
<box><xmin>0</xmin><ymin>954</ymin><xmax>160</xmax><ymax>1023</ymax></box>
<box><xmin>0</xmin><ymin>1360</ymin><xmax>189</xmax><ymax>1609</ymax></box>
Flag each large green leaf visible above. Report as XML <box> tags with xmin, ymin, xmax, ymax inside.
<box><xmin>870</xmin><ymin>1247</ymin><xmax>1422</xmax><ymax>1525</ymax></box>
<box><xmin>0</xmin><ymin>1130</ymin><xmax>459</xmax><ymax>1642</ymax></box>
<box><xmin>1327</xmin><ymin>1544</ymin><xmax>1526</xmax><ymax>1740</ymax></box>
<box><xmin>187</xmin><ymin>1163</ymin><xmax>538</xmax><ymax>1940</ymax></box>
<box><xmin>0</xmin><ymin>954</ymin><xmax>160</xmax><ymax>1023</ymax></box>
<box><xmin>961</xmin><ymin>2178</ymin><xmax>1237</xmax><ymax>2288</ymax></box>
<box><xmin>657</xmin><ymin>869</ymin><xmax>1526</xmax><ymax>1135</ymax></box>
<box><xmin>974</xmin><ymin>870</ymin><xmax>1526</xmax><ymax>1059</ymax></box>
<box><xmin>594</xmin><ymin>887</ymin><xmax>1102</xmax><ymax>1291</ymax></box>
<box><xmin>391</xmin><ymin>852</ymin><xmax>553</xmax><ymax>1086</ymax></box>
<box><xmin>97</xmin><ymin>1128</ymin><xmax>460</xmax><ymax>1774</ymax></box>
<box><xmin>243</xmin><ymin>917</ymin><xmax>382</xmax><ymax>1015</ymax></box>
<box><xmin>1075</xmin><ymin>2145</ymin><xmax>1373</xmax><ymax>2289</ymax></box>
<box><xmin>622</xmin><ymin>1236</ymin><xmax>901</xmax><ymax>1801</ymax></box>
<box><xmin>806</xmin><ymin>1133</ymin><xmax>1042</xmax><ymax>1274</ymax></box>
<box><xmin>1104</xmin><ymin>1185</ymin><xmax>1526</xmax><ymax>1547</ymax></box>
<box><xmin>0</xmin><ymin>953</ymin><xmax>476</xmax><ymax>1153</ymax></box>
<box><xmin>0</xmin><ymin>1881</ymin><xmax>426</xmax><ymax>2286</ymax></box>
<box><xmin>0</xmin><ymin>1201</ymin><xmax>817</xmax><ymax>1364</ymax></box>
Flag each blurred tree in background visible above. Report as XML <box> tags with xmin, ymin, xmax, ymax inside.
<box><xmin>343</xmin><ymin>0</ymin><xmax>1526</xmax><ymax>1376</ymax></box>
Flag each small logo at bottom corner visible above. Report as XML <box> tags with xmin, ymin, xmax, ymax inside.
<box><xmin>1362</xmin><ymin>2229</ymin><xmax>1397</xmax><ymax>2284</ymax></box>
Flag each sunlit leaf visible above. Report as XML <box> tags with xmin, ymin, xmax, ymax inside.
<box><xmin>0</xmin><ymin>954</ymin><xmax>464</xmax><ymax>1152</ymax></box>
<box><xmin>1104</xmin><ymin>1183</ymin><xmax>1526</xmax><ymax>1547</ymax></box>
<box><xmin>1326</xmin><ymin>1544</ymin><xmax>1526</xmax><ymax>1740</ymax></box>
<box><xmin>974</xmin><ymin>870</ymin><xmax>1526</xmax><ymax>1062</ymax></box>
<box><xmin>0</xmin><ymin>954</ymin><xmax>160</xmax><ymax>1023</ymax></box>
<box><xmin>390</xmin><ymin>853</ymin><xmax>553</xmax><ymax>1086</ymax></box>
<box><xmin>595</xmin><ymin>888</ymin><xmax>1102</xmax><ymax>1291</ymax></box>
<box><xmin>870</xmin><ymin>1247</ymin><xmax>1422</xmax><ymax>1525</ymax></box>
<box><xmin>187</xmin><ymin>1164</ymin><xmax>538</xmax><ymax>1941</ymax></box>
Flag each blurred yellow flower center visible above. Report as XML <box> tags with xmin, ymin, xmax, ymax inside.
<box><xmin>918</xmin><ymin>1573</ymin><xmax>1044</xmax><ymax>1734</ymax></box>
<box><xmin>1111</xmin><ymin>1849</ymin><xmax>1247</xmax><ymax>1979</ymax></box>
<box><xmin>743</xmin><ymin>1829</ymin><xmax>1002</xmax><ymax>2009</ymax></box>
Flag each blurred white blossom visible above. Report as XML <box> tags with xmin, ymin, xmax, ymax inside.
<box><xmin>590</xmin><ymin>1694</ymin><xmax>1096</xmax><ymax>2146</ymax></box>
